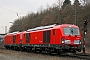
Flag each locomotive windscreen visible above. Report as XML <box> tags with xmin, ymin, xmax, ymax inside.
<box><xmin>63</xmin><ymin>28</ymin><xmax>80</xmax><ymax>35</ymax></box>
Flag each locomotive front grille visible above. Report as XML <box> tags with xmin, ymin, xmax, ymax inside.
<box><xmin>74</xmin><ymin>40</ymin><xmax>81</xmax><ymax>44</ymax></box>
<box><xmin>64</xmin><ymin>40</ymin><xmax>70</xmax><ymax>44</ymax></box>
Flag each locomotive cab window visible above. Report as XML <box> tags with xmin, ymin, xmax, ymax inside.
<box><xmin>63</xmin><ymin>28</ymin><xmax>80</xmax><ymax>35</ymax></box>
<box><xmin>26</xmin><ymin>33</ymin><xmax>30</xmax><ymax>43</ymax></box>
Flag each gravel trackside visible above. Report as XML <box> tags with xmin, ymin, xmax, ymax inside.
<box><xmin>0</xmin><ymin>43</ymin><xmax>90</xmax><ymax>60</ymax></box>
<box><xmin>0</xmin><ymin>49</ymin><xmax>90</xmax><ymax>60</ymax></box>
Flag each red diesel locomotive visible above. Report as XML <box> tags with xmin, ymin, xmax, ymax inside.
<box><xmin>4</xmin><ymin>24</ymin><xmax>83</xmax><ymax>53</ymax></box>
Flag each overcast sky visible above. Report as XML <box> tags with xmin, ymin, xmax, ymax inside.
<box><xmin>0</xmin><ymin>0</ymin><xmax>58</xmax><ymax>34</ymax></box>
<box><xmin>0</xmin><ymin>0</ymin><xmax>82</xmax><ymax>34</ymax></box>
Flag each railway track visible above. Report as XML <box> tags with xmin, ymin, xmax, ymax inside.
<box><xmin>0</xmin><ymin>48</ymin><xmax>90</xmax><ymax>60</ymax></box>
<box><xmin>0</xmin><ymin>44</ymin><xmax>90</xmax><ymax>60</ymax></box>
<box><xmin>60</xmin><ymin>53</ymin><xmax>90</xmax><ymax>60</ymax></box>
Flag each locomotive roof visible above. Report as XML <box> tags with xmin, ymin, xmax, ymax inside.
<box><xmin>27</xmin><ymin>24</ymin><xmax>56</xmax><ymax>31</ymax></box>
<box><xmin>6</xmin><ymin>31</ymin><xmax>19</xmax><ymax>35</ymax></box>
<box><xmin>61</xmin><ymin>24</ymin><xmax>78</xmax><ymax>28</ymax></box>
<box><xmin>27</xmin><ymin>24</ymin><xmax>78</xmax><ymax>32</ymax></box>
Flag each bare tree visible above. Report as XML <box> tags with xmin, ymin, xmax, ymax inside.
<box><xmin>80</xmin><ymin>0</ymin><xmax>86</xmax><ymax>5</ymax></box>
<box><xmin>57</xmin><ymin>0</ymin><xmax>64</xmax><ymax>10</ymax></box>
<box><xmin>56</xmin><ymin>0</ymin><xmax>64</xmax><ymax>24</ymax></box>
<box><xmin>37</xmin><ymin>6</ymin><xmax>44</xmax><ymax>14</ymax></box>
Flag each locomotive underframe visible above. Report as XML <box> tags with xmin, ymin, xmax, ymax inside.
<box><xmin>4</xmin><ymin>44</ymin><xmax>82</xmax><ymax>53</ymax></box>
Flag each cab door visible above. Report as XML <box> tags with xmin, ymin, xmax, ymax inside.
<box><xmin>52</xmin><ymin>29</ymin><xmax>61</xmax><ymax>44</ymax></box>
<box><xmin>52</xmin><ymin>29</ymin><xmax>56</xmax><ymax>44</ymax></box>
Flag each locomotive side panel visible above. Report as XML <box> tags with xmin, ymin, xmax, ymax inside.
<box><xmin>30</xmin><ymin>31</ymin><xmax>43</xmax><ymax>44</ymax></box>
<box><xmin>4</xmin><ymin>35</ymin><xmax>13</xmax><ymax>45</ymax></box>
<box><xmin>22</xmin><ymin>33</ymin><xmax>26</xmax><ymax>44</ymax></box>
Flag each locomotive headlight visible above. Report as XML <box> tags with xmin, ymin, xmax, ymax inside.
<box><xmin>61</xmin><ymin>39</ymin><xmax>64</xmax><ymax>44</ymax></box>
<box><xmin>62</xmin><ymin>40</ymin><xmax>64</xmax><ymax>44</ymax></box>
<box><xmin>65</xmin><ymin>40</ymin><xmax>70</xmax><ymax>44</ymax></box>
